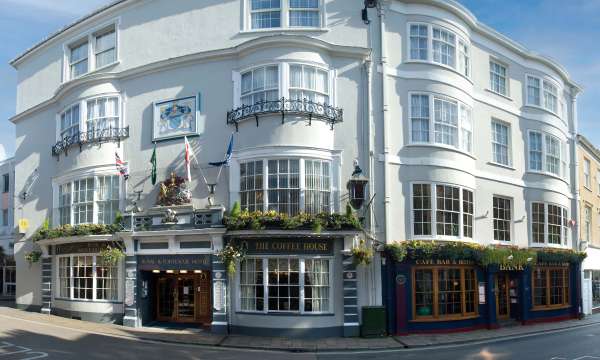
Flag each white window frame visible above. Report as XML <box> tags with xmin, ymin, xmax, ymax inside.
<box><xmin>233</xmin><ymin>62</ymin><xmax>336</xmax><ymax>109</ymax></box>
<box><xmin>93</xmin><ymin>25</ymin><xmax>117</xmax><ymax>70</ymax></box>
<box><xmin>525</xmin><ymin>74</ymin><xmax>562</xmax><ymax>117</ymax></box>
<box><xmin>597</xmin><ymin>169</ymin><xmax>600</xmax><ymax>194</ymax></box>
<box><xmin>63</xmin><ymin>20</ymin><xmax>119</xmax><ymax>83</ymax></box>
<box><xmin>490</xmin><ymin>119</ymin><xmax>512</xmax><ymax>166</ymax></box>
<box><xmin>529</xmin><ymin>202</ymin><xmax>569</xmax><ymax>248</ymax></box>
<box><xmin>56</xmin><ymin>94</ymin><xmax>122</xmax><ymax>142</ymax></box>
<box><xmin>52</xmin><ymin>170</ymin><xmax>124</xmax><ymax>227</ymax></box>
<box><xmin>59</xmin><ymin>103</ymin><xmax>81</xmax><ymax>140</ymax></box>
<box><xmin>405</xmin><ymin>22</ymin><xmax>471</xmax><ymax>80</ymax></box>
<box><xmin>584</xmin><ymin>158</ymin><xmax>591</xmax><ymax>189</ymax></box>
<box><xmin>243</xmin><ymin>0</ymin><xmax>326</xmax><ymax>31</ymax></box>
<box><xmin>239</xmin><ymin>157</ymin><xmax>332</xmax><ymax>215</ymax></box>
<box><xmin>492</xmin><ymin>196</ymin><xmax>513</xmax><ymax>243</ymax></box>
<box><xmin>527</xmin><ymin>130</ymin><xmax>566</xmax><ymax>179</ymax></box>
<box><xmin>55</xmin><ymin>254</ymin><xmax>121</xmax><ymax>302</ymax></box>
<box><xmin>236</xmin><ymin>256</ymin><xmax>334</xmax><ymax>314</ymax></box>
<box><xmin>489</xmin><ymin>59</ymin><xmax>508</xmax><ymax>97</ymax></box>
<box><xmin>408</xmin><ymin>92</ymin><xmax>473</xmax><ymax>154</ymax></box>
<box><xmin>584</xmin><ymin>205</ymin><xmax>592</xmax><ymax>244</ymax></box>
<box><xmin>410</xmin><ymin>182</ymin><xmax>475</xmax><ymax>241</ymax></box>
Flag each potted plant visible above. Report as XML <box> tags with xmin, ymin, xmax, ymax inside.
<box><xmin>217</xmin><ymin>244</ymin><xmax>245</xmax><ymax>275</ymax></box>
<box><xmin>351</xmin><ymin>239</ymin><xmax>374</xmax><ymax>266</ymax></box>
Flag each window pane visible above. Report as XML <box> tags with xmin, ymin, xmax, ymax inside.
<box><xmin>411</xmin><ymin>94</ymin><xmax>429</xmax><ymax>142</ymax></box>
<box><xmin>304</xmin><ymin>258</ymin><xmax>330</xmax><ymax>312</ymax></box>
<box><xmin>409</xmin><ymin>24</ymin><xmax>428</xmax><ymax>60</ymax></box>
<box><xmin>433</xmin><ymin>97</ymin><xmax>458</xmax><ymax>147</ymax></box>
<box><xmin>493</xmin><ymin>197</ymin><xmax>512</xmax><ymax>242</ymax></box>
<box><xmin>240</xmin><ymin>161</ymin><xmax>264</xmax><ymax>212</ymax></box>
<box><xmin>491</xmin><ymin>121</ymin><xmax>510</xmax><ymax>165</ymax></box>
<box><xmin>436</xmin><ymin>185</ymin><xmax>460</xmax><ymax>236</ymax></box>
<box><xmin>432</xmin><ymin>27</ymin><xmax>455</xmax><ymax>68</ymax></box>
<box><xmin>415</xmin><ymin>269</ymin><xmax>434</xmax><ymax>317</ymax></box>
<box><xmin>532</xmin><ymin>203</ymin><xmax>545</xmax><ymax>244</ymax></box>
<box><xmin>529</xmin><ymin>132</ymin><xmax>543</xmax><ymax>170</ymax></box>
<box><xmin>438</xmin><ymin>269</ymin><xmax>462</xmax><ymax>316</ymax></box>
<box><xmin>413</xmin><ymin>184</ymin><xmax>431</xmax><ymax>236</ymax></box>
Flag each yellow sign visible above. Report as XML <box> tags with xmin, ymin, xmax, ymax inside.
<box><xmin>18</xmin><ymin>219</ymin><xmax>29</xmax><ymax>234</ymax></box>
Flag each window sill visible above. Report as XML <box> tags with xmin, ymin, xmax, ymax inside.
<box><xmin>490</xmin><ymin>240</ymin><xmax>514</xmax><ymax>246</ymax></box>
<box><xmin>235</xmin><ymin>311</ymin><xmax>334</xmax><ymax>317</ymax></box>
<box><xmin>54</xmin><ymin>297</ymin><xmax>121</xmax><ymax>304</ymax></box>
<box><xmin>487</xmin><ymin>161</ymin><xmax>516</xmax><ymax>171</ymax></box>
<box><xmin>403</xmin><ymin>60</ymin><xmax>473</xmax><ymax>84</ymax></box>
<box><xmin>531</xmin><ymin>304</ymin><xmax>570</xmax><ymax>312</ymax></box>
<box><xmin>239</xmin><ymin>27</ymin><xmax>329</xmax><ymax>35</ymax></box>
<box><xmin>410</xmin><ymin>314</ymin><xmax>479</xmax><ymax>322</ymax></box>
<box><xmin>62</xmin><ymin>60</ymin><xmax>121</xmax><ymax>85</ymax></box>
<box><xmin>410</xmin><ymin>236</ymin><xmax>477</xmax><ymax>244</ymax></box>
<box><xmin>485</xmin><ymin>88</ymin><xmax>512</xmax><ymax>101</ymax></box>
<box><xmin>405</xmin><ymin>143</ymin><xmax>476</xmax><ymax>160</ymax></box>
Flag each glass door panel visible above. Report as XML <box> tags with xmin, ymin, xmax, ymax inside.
<box><xmin>177</xmin><ymin>277</ymin><xmax>195</xmax><ymax>320</ymax></box>
<box><xmin>157</xmin><ymin>277</ymin><xmax>176</xmax><ymax>320</ymax></box>
<box><xmin>496</xmin><ymin>274</ymin><xmax>509</xmax><ymax>319</ymax></box>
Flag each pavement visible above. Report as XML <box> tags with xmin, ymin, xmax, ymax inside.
<box><xmin>1</xmin><ymin>303</ymin><xmax>600</xmax><ymax>353</ymax></box>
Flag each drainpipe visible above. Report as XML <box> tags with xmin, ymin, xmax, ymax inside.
<box><xmin>570</xmin><ymin>88</ymin><xmax>583</xmax><ymax>316</ymax></box>
<box><xmin>378</xmin><ymin>3</ymin><xmax>391</xmax><ymax>248</ymax></box>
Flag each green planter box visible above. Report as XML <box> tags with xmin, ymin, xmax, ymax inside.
<box><xmin>360</xmin><ymin>306</ymin><xmax>387</xmax><ymax>337</ymax></box>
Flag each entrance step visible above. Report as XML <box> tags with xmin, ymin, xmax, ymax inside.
<box><xmin>145</xmin><ymin>321</ymin><xmax>208</xmax><ymax>334</ymax></box>
<box><xmin>498</xmin><ymin>319</ymin><xmax>520</xmax><ymax>328</ymax></box>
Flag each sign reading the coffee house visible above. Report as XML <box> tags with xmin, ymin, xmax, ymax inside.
<box><xmin>237</xmin><ymin>238</ymin><xmax>334</xmax><ymax>256</ymax></box>
<box><xmin>138</xmin><ymin>254</ymin><xmax>211</xmax><ymax>271</ymax></box>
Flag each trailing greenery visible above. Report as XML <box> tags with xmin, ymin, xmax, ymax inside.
<box><xmin>384</xmin><ymin>240</ymin><xmax>585</xmax><ymax>267</ymax></box>
<box><xmin>351</xmin><ymin>239</ymin><xmax>374</xmax><ymax>266</ymax></box>
<box><xmin>99</xmin><ymin>246</ymin><xmax>126</xmax><ymax>266</ymax></box>
<box><xmin>217</xmin><ymin>244</ymin><xmax>245</xmax><ymax>275</ymax></box>
<box><xmin>223</xmin><ymin>209</ymin><xmax>362</xmax><ymax>232</ymax></box>
<box><xmin>24</xmin><ymin>251</ymin><xmax>42</xmax><ymax>264</ymax></box>
<box><xmin>32</xmin><ymin>223</ymin><xmax>120</xmax><ymax>242</ymax></box>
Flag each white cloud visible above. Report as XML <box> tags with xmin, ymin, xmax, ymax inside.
<box><xmin>0</xmin><ymin>144</ymin><xmax>6</xmax><ymax>162</ymax></box>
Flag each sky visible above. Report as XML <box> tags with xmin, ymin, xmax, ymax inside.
<box><xmin>0</xmin><ymin>0</ymin><xmax>599</xmax><ymax>161</ymax></box>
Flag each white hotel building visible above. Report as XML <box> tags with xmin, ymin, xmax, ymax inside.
<box><xmin>9</xmin><ymin>0</ymin><xmax>583</xmax><ymax>336</ymax></box>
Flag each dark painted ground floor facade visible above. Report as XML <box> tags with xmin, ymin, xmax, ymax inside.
<box><xmin>383</xmin><ymin>257</ymin><xmax>582</xmax><ymax>335</ymax></box>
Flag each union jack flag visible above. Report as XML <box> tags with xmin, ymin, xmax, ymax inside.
<box><xmin>115</xmin><ymin>152</ymin><xmax>129</xmax><ymax>180</ymax></box>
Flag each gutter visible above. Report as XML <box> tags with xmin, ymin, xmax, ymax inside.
<box><xmin>379</xmin><ymin>3</ymin><xmax>391</xmax><ymax>248</ymax></box>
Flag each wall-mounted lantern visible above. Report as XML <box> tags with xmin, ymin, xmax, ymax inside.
<box><xmin>347</xmin><ymin>162</ymin><xmax>369</xmax><ymax>209</ymax></box>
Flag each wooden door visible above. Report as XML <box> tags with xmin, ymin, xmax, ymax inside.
<box><xmin>196</xmin><ymin>272</ymin><xmax>212</xmax><ymax>325</ymax></box>
<box><xmin>496</xmin><ymin>273</ymin><xmax>510</xmax><ymax>320</ymax></box>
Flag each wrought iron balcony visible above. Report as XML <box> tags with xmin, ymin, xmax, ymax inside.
<box><xmin>226</xmin><ymin>97</ymin><xmax>343</xmax><ymax>131</ymax></box>
<box><xmin>52</xmin><ymin>127</ymin><xmax>130</xmax><ymax>157</ymax></box>
<box><xmin>121</xmin><ymin>206</ymin><xmax>224</xmax><ymax>232</ymax></box>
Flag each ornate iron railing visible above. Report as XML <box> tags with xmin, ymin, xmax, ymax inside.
<box><xmin>226</xmin><ymin>97</ymin><xmax>343</xmax><ymax>131</ymax></box>
<box><xmin>52</xmin><ymin>126</ymin><xmax>130</xmax><ymax>157</ymax></box>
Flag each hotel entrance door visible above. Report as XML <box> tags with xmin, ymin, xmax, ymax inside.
<box><xmin>156</xmin><ymin>272</ymin><xmax>211</xmax><ymax>325</ymax></box>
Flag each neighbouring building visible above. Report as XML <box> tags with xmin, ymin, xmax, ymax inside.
<box><xmin>0</xmin><ymin>157</ymin><xmax>15</xmax><ymax>298</ymax></box>
<box><xmin>8</xmin><ymin>0</ymin><xmax>584</xmax><ymax>337</ymax></box>
<box><xmin>577</xmin><ymin>135</ymin><xmax>600</xmax><ymax>314</ymax></box>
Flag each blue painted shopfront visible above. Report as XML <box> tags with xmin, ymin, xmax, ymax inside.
<box><xmin>383</xmin><ymin>258</ymin><xmax>581</xmax><ymax>335</ymax></box>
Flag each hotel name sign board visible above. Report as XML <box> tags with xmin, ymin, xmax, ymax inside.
<box><xmin>138</xmin><ymin>254</ymin><xmax>211</xmax><ymax>271</ymax></box>
<box><xmin>237</xmin><ymin>238</ymin><xmax>334</xmax><ymax>256</ymax></box>
<box><xmin>54</xmin><ymin>242</ymin><xmax>111</xmax><ymax>255</ymax></box>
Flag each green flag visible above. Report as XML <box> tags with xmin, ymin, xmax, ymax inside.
<box><xmin>150</xmin><ymin>143</ymin><xmax>157</xmax><ymax>185</ymax></box>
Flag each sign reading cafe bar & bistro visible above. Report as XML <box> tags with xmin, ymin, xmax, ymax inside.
<box><xmin>237</xmin><ymin>238</ymin><xmax>334</xmax><ymax>256</ymax></box>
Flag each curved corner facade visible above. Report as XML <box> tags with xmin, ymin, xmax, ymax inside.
<box><xmin>10</xmin><ymin>0</ymin><xmax>583</xmax><ymax>337</ymax></box>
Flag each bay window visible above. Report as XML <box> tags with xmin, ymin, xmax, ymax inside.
<box><xmin>86</xmin><ymin>97</ymin><xmax>119</xmax><ymax>133</ymax></box>
<box><xmin>241</xmin><ymin>66</ymin><xmax>279</xmax><ymax>106</ymax></box>
<box><xmin>239</xmin><ymin>63</ymin><xmax>330</xmax><ymax>106</ymax></box>
<box><xmin>239</xmin><ymin>158</ymin><xmax>331</xmax><ymax>215</ymax></box>
<box><xmin>55</xmin><ymin>175</ymin><xmax>121</xmax><ymax>226</ymax></box>
<box><xmin>411</xmin><ymin>183</ymin><xmax>473</xmax><ymax>239</ymax></box>
<box><xmin>526</xmin><ymin>75</ymin><xmax>561</xmax><ymax>115</ymax></box>
<box><xmin>528</xmin><ymin>131</ymin><xmax>565</xmax><ymax>177</ymax></box>
<box><xmin>413</xmin><ymin>267</ymin><xmax>477</xmax><ymax>320</ymax></box>
<box><xmin>60</xmin><ymin>104</ymin><xmax>80</xmax><ymax>139</ymax></box>
<box><xmin>409</xmin><ymin>93</ymin><xmax>472</xmax><ymax>153</ymax></box>
<box><xmin>532</xmin><ymin>267</ymin><xmax>569</xmax><ymax>309</ymax></box>
<box><xmin>409</xmin><ymin>24</ymin><xmax>428</xmax><ymax>61</ymax></box>
<box><xmin>407</xmin><ymin>23</ymin><xmax>470</xmax><ymax>78</ymax></box>
<box><xmin>57</xmin><ymin>254</ymin><xmax>119</xmax><ymax>301</ymax></box>
<box><xmin>239</xmin><ymin>257</ymin><xmax>331</xmax><ymax>313</ymax></box>
<box><xmin>530</xmin><ymin>202</ymin><xmax>568</xmax><ymax>246</ymax></box>
<box><xmin>248</xmin><ymin>0</ymin><xmax>322</xmax><ymax>30</ymax></box>
<box><xmin>57</xmin><ymin>96</ymin><xmax>121</xmax><ymax>142</ymax></box>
